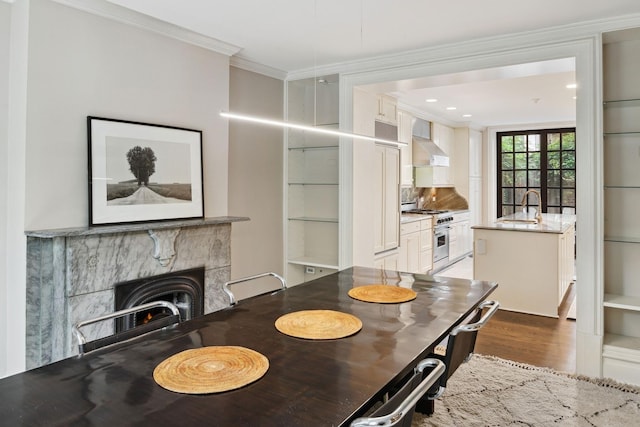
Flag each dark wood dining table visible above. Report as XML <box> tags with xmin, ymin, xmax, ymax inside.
<box><xmin>0</xmin><ymin>266</ymin><xmax>496</xmax><ymax>426</ymax></box>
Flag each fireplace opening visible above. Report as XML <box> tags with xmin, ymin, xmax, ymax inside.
<box><xmin>114</xmin><ymin>267</ymin><xmax>205</xmax><ymax>333</ymax></box>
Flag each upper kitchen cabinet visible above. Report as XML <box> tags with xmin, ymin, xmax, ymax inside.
<box><xmin>376</xmin><ymin>94</ymin><xmax>398</xmax><ymax>125</ymax></box>
<box><xmin>398</xmin><ymin>110</ymin><xmax>414</xmax><ymax>187</ymax></box>
<box><xmin>286</xmin><ymin>75</ymin><xmax>340</xmax><ymax>285</ymax></box>
<box><xmin>414</xmin><ymin>122</ymin><xmax>454</xmax><ymax>187</ymax></box>
<box><xmin>602</xmin><ymin>28</ymin><xmax>640</xmax><ymax>386</ymax></box>
<box><xmin>454</xmin><ymin>127</ymin><xmax>484</xmax><ymax>226</ymax></box>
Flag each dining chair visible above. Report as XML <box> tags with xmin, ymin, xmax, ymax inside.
<box><xmin>223</xmin><ymin>272</ymin><xmax>287</xmax><ymax>306</ymax></box>
<box><xmin>72</xmin><ymin>300</ymin><xmax>181</xmax><ymax>355</ymax></box>
<box><xmin>425</xmin><ymin>299</ymin><xmax>500</xmax><ymax>401</ymax></box>
<box><xmin>350</xmin><ymin>358</ymin><xmax>446</xmax><ymax>427</ymax></box>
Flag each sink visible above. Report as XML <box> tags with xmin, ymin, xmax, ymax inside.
<box><xmin>499</xmin><ymin>218</ymin><xmax>539</xmax><ymax>224</ymax></box>
<box><xmin>498</xmin><ymin>212</ymin><xmax>540</xmax><ymax>224</ymax></box>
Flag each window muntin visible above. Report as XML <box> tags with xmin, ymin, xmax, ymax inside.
<box><xmin>498</xmin><ymin>128</ymin><xmax>576</xmax><ymax>216</ymax></box>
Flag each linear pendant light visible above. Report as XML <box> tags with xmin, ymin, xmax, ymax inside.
<box><xmin>220</xmin><ymin>111</ymin><xmax>406</xmax><ymax>146</ymax></box>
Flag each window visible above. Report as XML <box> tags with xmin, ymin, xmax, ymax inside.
<box><xmin>498</xmin><ymin>128</ymin><xmax>576</xmax><ymax>217</ymax></box>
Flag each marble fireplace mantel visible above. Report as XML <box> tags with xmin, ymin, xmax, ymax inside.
<box><xmin>25</xmin><ymin>216</ymin><xmax>248</xmax><ymax>369</ymax></box>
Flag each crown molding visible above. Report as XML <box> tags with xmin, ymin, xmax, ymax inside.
<box><xmin>230</xmin><ymin>56</ymin><xmax>286</xmax><ymax>81</ymax></box>
<box><xmin>1</xmin><ymin>0</ymin><xmax>16</xmax><ymax>3</ymax></box>
<box><xmin>287</xmin><ymin>12</ymin><xmax>640</xmax><ymax>81</ymax></box>
<box><xmin>52</xmin><ymin>0</ymin><xmax>242</xmax><ymax>56</ymax></box>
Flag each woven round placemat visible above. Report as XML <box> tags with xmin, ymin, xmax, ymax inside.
<box><xmin>275</xmin><ymin>309</ymin><xmax>362</xmax><ymax>340</ymax></box>
<box><xmin>153</xmin><ymin>346</ymin><xmax>269</xmax><ymax>394</ymax></box>
<box><xmin>348</xmin><ymin>284</ymin><xmax>417</xmax><ymax>303</ymax></box>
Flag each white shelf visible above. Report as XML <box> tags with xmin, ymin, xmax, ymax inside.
<box><xmin>288</xmin><ymin>182</ymin><xmax>338</xmax><ymax>186</ymax></box>
<box><xmin>601</xmin><ymin>31</ymin><xmax>640</xmax><ymax>386</ymax></box>
<box><xmin>604</xmin><ymin>294</ymin><xmax>640</xmax><ymax>311</ymax></box>
<box><xmin>604</xmin><ymin>98</ymin><xmax>640</xmax><ymax>105</ymax></box>
<box><xmin>288</xmin><ymin>145</ymin><xmax>339</xmax><ymax>151</ymax></box>
<box><xmin>603</xmin><ymin>333</ymin><xmax>640</xmax><ymax>363</ymax></box>
<box><xmin>604</xmin><ymin>236</ymin><xmax>640</xmax><ymax>244</ymax></box>
<box><xmin>288</xmin><ymin>217</ymin><xmax>338</xmax><ymax>223</ymax></box>
<box><xmin>288</xmin><ymin>257</ymin><xmax>339</xmax><ymax>269</ymax></box>
<box><xmin>286</xmin><ymin>74</ymin><xmax>340</xmax><ymax>285</ymax></box>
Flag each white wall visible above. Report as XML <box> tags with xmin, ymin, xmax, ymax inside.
<box><xmin>228</xmin><ymin>66</ymin><xmax>285</xmax><ymax>298</ymax></box>
<box><xmin>0</xmin><ymin>0</ymin><xmax>12</xmax><ymax>377</ymax></box>
<box><xmin>1</xmin><ymin>0</ymin><xmax>232</xmax><ymax>377</ymax></box>
<box><xmin>25</xmin><ymin>0</ymin><xmax>229</xmax><ymax>230</ymax></box>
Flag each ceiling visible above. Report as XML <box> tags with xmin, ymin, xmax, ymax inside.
<box><xmin>105</xmin><ymin>0</ymin><xmax>640</xmax><ymax>127</ymax></box>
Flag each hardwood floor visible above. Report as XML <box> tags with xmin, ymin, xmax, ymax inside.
<box><xmin>438</xmin><ymin>256</ymin><xmax>577</xmax><ymax>373</ymax></box>
<box><xmin>474</xmin><ymin>282</ymin><xmax>577</xmax><ymax>373</ymax></box>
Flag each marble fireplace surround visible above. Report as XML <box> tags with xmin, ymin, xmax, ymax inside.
<box><xmin>25</xmin><ymin>216</ymin><xmax>248</xmax><ymax>370</ymax></box>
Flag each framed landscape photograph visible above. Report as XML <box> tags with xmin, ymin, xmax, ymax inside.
<box><xmin>88</xmin><ymin>116</ymin><xmax>204</xmax><ymax>226</ymax></box>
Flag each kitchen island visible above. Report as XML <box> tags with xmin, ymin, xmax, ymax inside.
<box><xmin>472</xmin><ymin>212</ymin><xmax>575</xmax><ymax>318</ymax></box>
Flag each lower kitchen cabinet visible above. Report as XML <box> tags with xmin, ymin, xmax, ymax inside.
<box><xmin>398</xmin><ymin>221</ymin><xmax>420</xmax><ymax>273</ymax></box>
<box><xmin>399</xmin><ymin>218</ymin><xmax>433</xmax><ymax>274</ymax></box>
<box><xmin>374</xmin><ymin>250</ymin><xmax>399</xmax><ymax>271</ymax></box>
<box><xmin>450</xmin><ymin>212</ymin><xmax>472</xmax><ymax>262</ymax></box>
<box><xmin>419</xmin><ymin>218</ymin><xmax>433</xmax><ymax>273</ymax></box>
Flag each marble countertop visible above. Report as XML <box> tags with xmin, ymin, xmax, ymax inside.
<box><xmin>400</xmin><ymin>213</ymin><xmax>432</xmax><ymax>224</ymax></box>
<box><xmin>400</xmin><ymin>209</ymin><xmax>470</xmax><ymax>224</ymax></box>
<box><xmin>472</xmin><ymin>212</ymin><xmax>576</xmax><ymax>234</ymax></box>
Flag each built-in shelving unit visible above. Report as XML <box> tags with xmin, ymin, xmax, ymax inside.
<box><xmin>285</xmin><ymin>75</ymin><xmax>340</xmax><ymax>285</ymax></box>
<box><xmin>602</xmin><ymin>29</ymin><xmax>640</xmax><ymax>385</ymax></box>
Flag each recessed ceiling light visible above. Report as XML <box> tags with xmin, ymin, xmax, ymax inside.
<box><xmin>462</xmin><ymin>114</ymin><xmax>472</xmax><ymax>118</ymax></box>
<box><xmin>446</xmin><ymin>106</ymin><xmax>457</xmax><ymax>111</ymax></box>
<box><xmin>566</xmin><ymin>83</ymin><xmax>577</xmax><ymax>89</ymax></box>
<box><xmin>425</xmin><ymin>98</ymin><xmax>438</xmax><ymax>103</ymax></box>
<box><xmin>573</xmin><ymin>96</ymin><xmax>577</xmax><ymax>100</ymax></box>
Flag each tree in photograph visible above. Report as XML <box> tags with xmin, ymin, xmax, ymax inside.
<box><xmin>126</xmin><ymin>146</ymin><xmax>157</xmax><ymax>186</ymax></box>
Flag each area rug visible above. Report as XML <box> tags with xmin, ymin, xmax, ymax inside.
<box><xmin>413</xmin><ymin>354</ymin><xmax>640</xmax><ymax>426</ymax></box>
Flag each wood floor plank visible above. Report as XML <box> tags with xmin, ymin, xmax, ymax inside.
<box><xmin>475</xmin><ymin>283</ymin><xmax>577</xmax><ymax>372</ymax></box>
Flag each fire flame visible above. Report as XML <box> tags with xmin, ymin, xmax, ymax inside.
<box><xmin>143</xmin><ymin>312</ymin><xmax>153</xmax><ymax>325</ymax></box>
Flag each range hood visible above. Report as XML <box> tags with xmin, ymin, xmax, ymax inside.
<box><xmin>412</xmin><ymin>118</ymin><xmax>449</xmax><ymax>167</ymax></box>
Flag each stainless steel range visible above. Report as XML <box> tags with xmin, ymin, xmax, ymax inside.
<box><xmin>401</xmin><ymin>203</ymin><xmax>453</xmax><ymax>272</ymax></box>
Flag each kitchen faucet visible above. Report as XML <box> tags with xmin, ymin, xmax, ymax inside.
<box><xmin>520</xmin><ymin>189</ymin><xmax>543</xmax><ymax>223</ymax></box>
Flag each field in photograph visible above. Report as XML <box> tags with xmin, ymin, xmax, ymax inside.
<box><xmin>107</xmin><ymin>183</ymin><xmax>192</xmax><ymax>201</ymax></box>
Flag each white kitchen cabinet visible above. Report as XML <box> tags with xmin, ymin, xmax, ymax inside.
<box><xmin>469</xmin><ymin>128</ymin><xmax>483</xmax><ymax>179</ymax></box>
<box><xmin>398</xmin><ymin>110</ymin><xmax>414</xmax><ymax>187</ymax></box>
<box><xmin>286</xmin><ymin>75</ymin><xmax>340</xmax><ymax>285</ymax></box>
<box><xmin>374</xmin><ymin>144</ymin><xmax>400</xmax><ymax>254</ymax></box>
<box><xmin>376</xmin><ymin>94</ymin><xmax>398</xmax><ymax>125</ymax></box>
<box><xmin>414</xmin><ymin>122</ymin><xmax>454</xmax><ymax>187</ymax></box>
<box><xmin>473</xmin><ymin>216</ymin><xmax>575</xmax><ymax>318</ymax></box>
<box><xmin>469</xmin><ymin>177</ymin><xmax>482</xmax><ymax>226</ymax></box>
<box><xmin>398</xmin><ymin>221</ymin><xmax>420</xmax><ymax>273</ymax></box>
<box><xmin>419</xmin><ymin>218</ymin><xmax>433</xmax><ymax>273</ymax></box>
<box><xmin>454</xmin><ymin>127</ymin><xmax>483</xmax><ymax>226</ymax></box>
<box><xmin>602</xmin><ymin>30</ymin><xmax>640</xmax><ymax>385</ymax></box>
<box><xmin>398</xmin><ymin>217</ymin><xmax>433</xmax><ymax>274</ymax></box>
<box><xmin>452</xmin><ymin>128</ymin><xmax>471</xmax><ymax>199</ymax></box>
<box><xmin>450</xmin><ymin>212</ymin><xmax>472</xmax><ymax>262</ymax></box>
<box><xmin>374</xmin><ymin>250</ymin><xmax>399</xmax><ymax>271</ymax></box>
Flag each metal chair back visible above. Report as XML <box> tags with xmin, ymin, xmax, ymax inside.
<box><xmin>350</xmin><ymin>358</ymin><xmax>445</xmax><ymax>427</ymax></box>
<box><xmin>72</xmin><ymin>300</ymin><xmax>181</xmax><ymax>355</ymax></box>
<box><xmin>428</xmin><ymin>299</ymin><xmax>499</xmax><ymax>399</ymax></box>
<box><xmin>223</xmin><ymin>272</ymin><xmax>287</xmax><ymax>306</ymax></box>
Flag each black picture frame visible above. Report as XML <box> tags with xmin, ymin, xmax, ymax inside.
<box><xmin>87</xmin><ymin>116</ymin><xmax>204</xmax><ymax>226</ymax></box>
